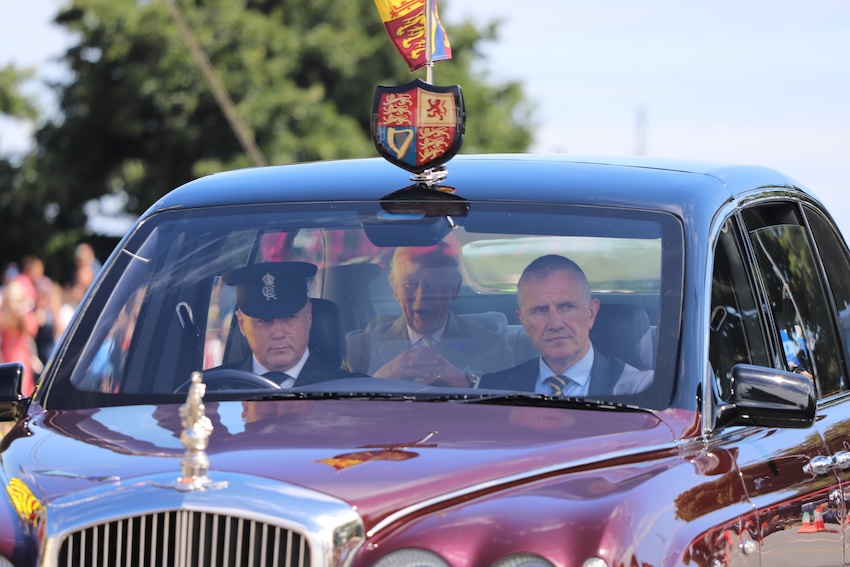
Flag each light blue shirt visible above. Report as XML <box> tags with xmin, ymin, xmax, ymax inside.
<box><xmin>534</xmin><ymin>345</ymin><xmax>595</xmax><ymax>396</ymax></box>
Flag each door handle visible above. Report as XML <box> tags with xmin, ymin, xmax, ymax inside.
<box><xmin>833</xmin><ymin>451</ymin><xmax>850</xmax><ymax>470</ymax></box>
<box><xmin>804</xmin><ymin>455</ymin><xmax>836</xmax><ymax>476</ymax></box>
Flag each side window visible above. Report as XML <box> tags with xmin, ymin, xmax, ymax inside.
<box><xmin>204</xmin><ymin>277</ymin><xmax>236</xmax><ymax>369</ymax></box>
<box><xmin>76</xmin><ymin>286</ymin><xmax>148</xmax><ymax>392</ymax></box>
<box><xmin>805</xmin><ymin>206</ymin><xmax>850</xmax><ymax>390</ymax></box>
<box><xmin>709</xmin><ymin>219</ymin><xmax>769</xmax><ymax>400</ymax></box>
<box><xmin>743</xmin><ymin>204</ymin><xmax>844</xmax><ymax>397</ymax></box>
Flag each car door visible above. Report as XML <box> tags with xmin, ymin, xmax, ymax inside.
<box><xmin>743</xmin><ymin>202</ymin><xmax>850</xmax><ymax>564</ymax></box>
<box><xmin>801</xmin><ymin>203</ymin><xmax>850</xmax><ymax>563</ymax></box>
<box><xmin>709</xmin><ymin>209</ymin><xmax>844</xmax><ymax>565</ymax></box>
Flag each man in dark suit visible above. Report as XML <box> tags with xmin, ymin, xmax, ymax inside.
<box><xmin>480</xmin><ymin>255</ymin><xmax>652</xmax><ymax>396</ymax></box>
<box><xmin>345</xmin><ymin>241</ymin><xmax>513</xmax><ymax>387</ymax></box>
<box><xmin>221</xmin><ymin>262</ymin><xmax>357</xmax><ymax>387</ymax></box>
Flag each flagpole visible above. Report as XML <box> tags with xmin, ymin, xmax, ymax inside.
<box><xmin>425</xmin><ymin>0</ymin><xmax>433</xmax><ymax>84</ymax></box>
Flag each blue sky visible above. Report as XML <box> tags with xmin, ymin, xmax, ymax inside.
<box><xmin>2</xmin><ymin>0</ymin><xmax>848</xmax><ymax>235</ymax></box>
<box><xmin>0</xmin><ymin>0</ymin><xmax>73</xmax><ymax>153</ymax></box>
<box><xmin>446</xmin><ymin>0</ymin><xmax>850</xmax><ymax>233</ymax></box>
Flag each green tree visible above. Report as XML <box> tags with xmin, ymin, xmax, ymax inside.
<box><xmin>0</xmin><ymin>65</ymin><xmax>39</xmax><ymax>121</ymax></box>
<box><xmin>3</xmin><ymin>0</ymin><xmax>534</xmax><ymax>276</ymax></box>
<box><xmin>0</xmin><ymin>65</ymin><xmax>79</xmax><ymax>280</ymax></box>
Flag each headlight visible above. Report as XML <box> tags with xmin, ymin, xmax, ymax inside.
<box><xmin>493</xmin><ymin>553</ymin><xmax>555</xmax><ymax>567</ymax></box>
<box><xmin>373</xmin><ymin>549</ymin><xmax>450</xmax><ymax>567</ymax></box>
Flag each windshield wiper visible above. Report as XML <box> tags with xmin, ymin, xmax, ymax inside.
<box><xmin>246</xmin><ymin>391</ymin><xmax>418</xmax><ymax>402</ymax></box>
<box><xmin>241</xmin><ymin>390</ymin><xmax>648</xmax><ymax>411</ymax></box>
<box><xmin>457</xmin><ymin>392</ymin><xmax>648</xmax><ymax>411</ymax></box>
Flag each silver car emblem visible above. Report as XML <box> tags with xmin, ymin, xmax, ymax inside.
<box><xmin>175</xmin><ymin>371</ymin><xmax>225</xmax><ymax>491</ymax></box>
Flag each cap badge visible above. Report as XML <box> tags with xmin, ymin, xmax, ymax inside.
<box><xmin>262</xmin><ymin>272</ymin><xmax>277</xmax><ymax>301</ymax></box>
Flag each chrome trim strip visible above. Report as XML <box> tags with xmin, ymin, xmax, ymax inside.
<box><xmin>366</xmin><ymin>439</ymin><xmax>677</xmax><ymax>538</ymax></box>
<box><xmin>700</xmin><ymin>199</ymin><xmax>739</xmax><ymax>437</ymax></box>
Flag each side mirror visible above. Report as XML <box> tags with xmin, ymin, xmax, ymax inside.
<box><xmin>714</xmin><ymin>363</ymin><xmax>816</xmax><ymax>429</ymax></box>
<box><xmin>0</xmin><ymin>362</ymin><xmax>26</xmax><ymax>422</ymax></box>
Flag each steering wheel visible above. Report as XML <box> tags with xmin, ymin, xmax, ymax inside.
<box><xmin>174</xmin><ymin>368</ymin><xmax>282</xmax><ymax>393</ymax></box>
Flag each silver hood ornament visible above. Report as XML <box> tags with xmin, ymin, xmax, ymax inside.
<box><xmin>175</xmin><ymin>371</ymin><xmax>225</xmax><ymax>491</ymax></box>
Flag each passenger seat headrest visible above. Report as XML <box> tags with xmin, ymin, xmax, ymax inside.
<box><xmin>309</xmin><ymin>298</ymin><xmax>345</xmax><ymax>367</ymax></box>
<box><xmin>590</xmin><ymin>303</ymin><xmax>653</xmax><ymax>370</ymax></box>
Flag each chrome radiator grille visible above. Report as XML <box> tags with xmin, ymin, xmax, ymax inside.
<box><xmin>57</xmin><ymin>510</ymin><xmax>310</xmax><ymax>567</ymax></box>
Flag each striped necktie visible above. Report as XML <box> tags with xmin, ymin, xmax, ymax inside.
<box><xmin>544</xmin><ymin>374</ymin><xmax>579</xmax><ymax>397</ymax></box>
<box><xmin>417</xmin><ymin>336</ymin><xmax>438</xmax><ymax>349</ymax></box>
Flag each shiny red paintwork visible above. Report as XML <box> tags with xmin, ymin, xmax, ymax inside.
<box><xmin>4</xmin><ymin>399</ymin><xmax>676</xmax><ymax>534</ymax></box>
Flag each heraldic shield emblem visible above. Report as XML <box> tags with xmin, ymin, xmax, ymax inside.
<box><xmin>372</xmin><ymin>79</ymin><xmax>465</xmax><ymax>174</ymax></box>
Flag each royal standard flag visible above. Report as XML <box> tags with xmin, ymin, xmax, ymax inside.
<box><xmin>374</xmin><ymin>0</ymin><xmax>452</xmax><ymax>72</ymax></box>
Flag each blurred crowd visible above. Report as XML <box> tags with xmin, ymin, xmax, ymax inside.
<box><xmin>0</xmin><ymin>243</ymin><xmax>102</xmax><ymax>397</ymax></box>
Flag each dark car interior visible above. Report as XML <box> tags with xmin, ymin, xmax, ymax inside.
<box><xmin>46</xmin><ymin>201</ymin><xmax>682</xmax><ymax>411</ymax></box>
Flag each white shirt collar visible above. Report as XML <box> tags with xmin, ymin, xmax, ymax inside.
<box><xmin>252</xmin><ymin>346</ymin><xmax>310</xmax><ymax>379</ymax></box>
<box><xmin>407</xmin><ymin>319</ymin><xmax>447</xmax><ymax>345</ymax></box>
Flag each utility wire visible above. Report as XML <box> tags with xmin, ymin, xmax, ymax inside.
<box><xmin>164</xmin><ymin>0</ymin><xmax>268</xmax><ymax>167</ymax></box>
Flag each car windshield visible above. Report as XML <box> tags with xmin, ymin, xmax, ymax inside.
<box><xmin>44</xmin><ymin>201</ymin><xmax>682</xmax><ymax>411</ymax></box>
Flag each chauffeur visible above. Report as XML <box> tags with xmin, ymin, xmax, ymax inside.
<box><xmin>222</xmin><ymin>262</ymin><xmax>357</xmax><ymax>387</ymax></box>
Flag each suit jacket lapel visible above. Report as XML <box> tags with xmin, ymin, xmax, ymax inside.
<box><xmin>376</xmin><ymin>317</ymin><xmax>411</xmax><ymax>367</ymax></box>
<box><xmin>435</xmin><ymin>314</ymin><xmax>466</xmax><ymax>361</ymax></box>
<box><xmin>442</xmin><ymin>312</ymin><xmax>464</xmax><ymax>338</ymax></box>
<box><xmin>294</xmin><ymin>354</ymin><xmax>330</xmax><ymax>386</ymax></box>
<box><xmin>517</xmin><ymin>358</ymin><xmax>540</xmax><ymax>391</ymax></box>
<box><xmin>498</xmin><ymin>358</ymin><xmax>539</xmax><ymax>391</ymax></box>
<box><xmin>587</xmin><ymin>350</ymin><xmax>623</xmax><ymax>396</ymax></box>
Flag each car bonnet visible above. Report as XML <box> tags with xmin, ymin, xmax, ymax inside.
<box><xmin>7</xmin><ymin>400</ymin><xmax>674</xmax><ymax>531</ymax></box>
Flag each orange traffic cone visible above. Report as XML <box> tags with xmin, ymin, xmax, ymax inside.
<box><xmin>799</xmin><ymin>505</ymin><xmax>817</xmax><ymax>533</ymax></box>
<box><xmin>814</xmin><ymin>504</ymin><xmax>826</xmax><ymax>532</ymax></box>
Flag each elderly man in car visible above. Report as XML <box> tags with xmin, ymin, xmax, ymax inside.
<box><xmin>480</xmin><ymin>254</ymin><xmax>653</xmax><ymax>396</ymax></box>
<box><xmin>345</xmin><ymin>240</ymin><xmax>513</xmax><ymax>387</ymax></box>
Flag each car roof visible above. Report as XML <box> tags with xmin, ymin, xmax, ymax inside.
<box><xmin>151</xmin><ymin>153</ymin><xmax>809</xmax><ymax>219</ymax></box>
